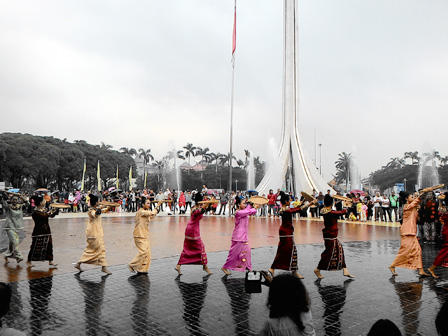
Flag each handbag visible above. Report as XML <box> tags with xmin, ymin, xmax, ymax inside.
<box><xmin>245</xmin><ymin>270</ymin><xmax>262</xmax><ymax>293</ymax></box>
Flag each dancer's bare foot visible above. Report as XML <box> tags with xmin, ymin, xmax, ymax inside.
<box><xmin>389</xmin><ymin>266</ymin><xmax>398</xmax><ymax>276</ymax></box>
<box><xmin>292</xmin><ymin>271</ymin><xmax>304</xmax><ymax>279</ymax></box>
<box><xmin>428</xmin><ymin>265</ymin><xmax>439</xmax><ymax>279</ymax></box>
<box><xmin>49</xmin><ymin>261</ymin><xmax>58</xmax><ymax>268</ymax></box>
<box><xmin>26</xmin><ymin>261</ymin><xmax>34</xmax><ymax>268</ymax></box>
<box><xmin>314</xmin><ymin>268</ymin><xmax>324</xmax><ymax>279</ymax></box>
<box><xmin>343</xmin><ymin>268</ymin><xmax>355</xmax><ymax>278</ymax></box>
<box><xmin>203</xmin><ymin>265</ymin><xmax>213</xmax><ymax>275</ymax></box>
<box><xmin>175</xmin><ymin>265</ymin><xmax>183</xmax><ymax>275</ymax></box>
<box><xmin>221</xmin><ymin>267</ymin><xmax>230</xmax><ymax>275</ymax></box>
<box><xmin>418</xmin><ymin>269</ymin><xmax>430</xmax><ymax>277</ymax></box>
<box><xmin>268</xmin><ymin>268</ymin><xmax>275</xmax><ymax>277</ymax></box>
<box><xmin>101</xmin><ymin>266</ymin><xmax>112</xmax><ymax>275</ymax></box>
<box><xmin>74</xmin><ymin>263</ymin><xmax>83</xmax><ymax>272</ymax></box>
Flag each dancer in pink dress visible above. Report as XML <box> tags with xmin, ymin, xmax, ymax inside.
<box><xmin>222</xmin><ymin>198</ymin><xmax>258</xmax><ymax>275</ymax></box>
<box><xmin>175</xmin><ymin>202</ymin><xmax>212</xmax><ymax>275</ymax></box>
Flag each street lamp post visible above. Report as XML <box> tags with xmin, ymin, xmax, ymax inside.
<box><xmin>404</xmin><ymin>178</ymin><xmax>407</xmax><ymax>191</ymax></box>
<box><xmin>318</xmin><ymin>143</ymin><xmax>322</xmax><ymax>175</ymax></box>
<box><xmin>220</xmin><ymin>173</ymin><xmax>223</xmax><ymax>189</ymax></box>
<box><xmin>235</xmin><ymin>179</ymin><xmax>238</xmax><ymax>192</ymax></box>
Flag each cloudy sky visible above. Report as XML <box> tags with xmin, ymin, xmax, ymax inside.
<box><xmin>1</xmin><ymin>0</ymin><xmax>447</xmax><ymax>181</ymax></box>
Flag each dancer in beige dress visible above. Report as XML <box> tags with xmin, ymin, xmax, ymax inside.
<box><xmin>389</xmin><ymin>189</ymin><xmax>431</xmax><ymax>277</ymax></box>
<box><xmin>128</xmin><ymin>199</ymin><xmax>161</xmax><ymax>274</ymax></box>
<box><xmin>75</xmin><ymin>195</ymin><xmax>112</xmax><ymax>275</ymax></box>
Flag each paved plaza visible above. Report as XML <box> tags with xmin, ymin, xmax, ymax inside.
<box><xmin>1</xmin><ymin>214</ymin><xmax>448</xmax><ymax>335</ymax></box>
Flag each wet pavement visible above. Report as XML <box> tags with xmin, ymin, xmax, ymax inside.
<box><xmin>1</xmin><ymin>215</ymin><xmax>448</xmax><ymax>335</ymax></box>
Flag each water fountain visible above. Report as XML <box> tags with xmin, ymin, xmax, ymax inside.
<box><xmin>246</xmin><ymin>151</ymin><xmax>255</xmax><ymax>191</ymax></box>
<box><xmin>349</xmin><ymin>156</ymin><xmax>361</xmax><ymax>190</ymax></box>
<box><xmin>417</xmin><ymin>152</ymin><xmax>439</xmax><ymax>190</ymax></box>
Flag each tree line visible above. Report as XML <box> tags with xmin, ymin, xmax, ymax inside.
<box><xmin>334</xmin><ymin>150</ymin><xmax>448</xmax><ymax>192</ymax></box>
<box><xmin>0</xmin><ymin>133</ymin><xmax>265</xmax><ymax>192</ymax></box>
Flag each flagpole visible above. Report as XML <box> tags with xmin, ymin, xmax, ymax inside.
<box><xmin>228</xmin><ymin>0</ymin><xmax>236</xmax><ymax>217</ymax></box>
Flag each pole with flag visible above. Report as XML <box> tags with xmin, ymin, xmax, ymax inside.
<box><xmin>144</xmin><ymin>170</ymin><xmax>147</xmax><ymax>189</ymax></box>
<box><xmin>116</xmin><ymin>165</ymin><xmax>119</xmax><ymax>189</ymax></box>
<box><xmin>228</xmin><ymin>0</ymin><xmax>236</xmax><ymax>216</ymax></box>
<box><xmin>97</xmin><ymin>160</ymin><xmax>101</xmax><ymax>191</ymax></box>
<box><xmin>129</xmin><ymin>166</ymin><xmax>133</xmax><ymax>191</ymax></box>
<box><xmin>81</xmin><ymin>159</ymin><xmax>86</xmax><ymax>191</ymax></box>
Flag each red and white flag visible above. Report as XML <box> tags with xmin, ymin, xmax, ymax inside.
<box><xmin>231</xmin><ymin>0</ymin><xmax>236</xmax><ymax>66</ymax></box>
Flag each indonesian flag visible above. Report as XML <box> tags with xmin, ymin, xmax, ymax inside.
<box><xmin>232</xmin><ymin>0</ymin><xmax>236</xmax><ymax>66</ymax></box>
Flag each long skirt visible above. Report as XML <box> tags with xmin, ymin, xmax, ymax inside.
<box><xmin>391</xmin><ymin>235</ymin><xmax>422</xmax><ymax>270</ymax></box>
<box><xmin>271</xmin><ymin>236</ymin><xmax>298</xmax><ymax>271</ymax></box>
<box><xmin>28</xmin><ymin>235</ymin><xmax>53</xmax><ymax>261</ymax></box>
<box><xmin>78</xmin><ymin>237</ymin><xmax>107</xmax><ymax>266</ymax></box>
<box><xmin>223</xmin><ymin>240</ymin><xmax>251</xmax><ymax>272</ymax></box>
<box><xmin>433</xmin><ymin>242</ymin><xmax>448</xmax><ymax>267</ymax></box>
<box><xmin>317</xmin><ymin>238</ymin><xmax>346</xmax><ymax>271</ymax></box>
<box><xmin>3</xmin><ymin>229</ymin><xmax>24</xmax><ymax>260</ymax></box>
<box><xmin>178</xmin><ymin>237</ymin><xmax>208</xmax><ymax>265</ymax></box>
<box><xmin>129</xmin><ymin>237</ymin><xmax>151</xmax><ymax>273</ymax></box>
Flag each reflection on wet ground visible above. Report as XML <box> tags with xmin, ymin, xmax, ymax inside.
<box><xmin>2</xmin><ymin>241</ymin><xmax>448</xmax><ymax>335</ymax></box>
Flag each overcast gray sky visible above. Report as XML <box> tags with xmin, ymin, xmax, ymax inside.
<box><xmin>1</xmin><ymin>0</ymin><xmax>447</xmax><ymax>181</ymax></box>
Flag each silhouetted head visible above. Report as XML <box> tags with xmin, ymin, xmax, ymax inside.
<box><xmin>436</xmin><ymin>301</ymin><xmax>448</xmax><ymax>336</ymax></box>
<box><xmin>31</xmin><ymin>195</ymin><xmax>44</xmax><ymax>208</ymax></box>
<box><xmin>267</xmin><ymin>273</ymin><xmax>310</xmax><ymax>331</ymax></box>
<box><xmin>324</xmin><ymin>194</ymin><xmax>333</xmax><ymax>207</ymax></box>
<box><xmin>367</xmin><ymin>319</ymin><xmax>401</xmax><ymax>336</ymax></box>
<box><xmin>279</xmin><ymin>191</ymin><xmax>290</xmax><ymax>206</ymax></box>
<box><xmin>90</xmin><ymin>194</ymin><xmax>99</xmax><ymax>207</ymax></box>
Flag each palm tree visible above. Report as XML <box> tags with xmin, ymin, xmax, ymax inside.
<box><xmin>385</xmin><ymin>157</ymin><xmax>406</xmax><ymax>170</ymax></box>
<box><xmin>100</xmin><ymin>142</ymin><xmax>113</xmax><ymax>150</ymax></box>
<box><xmin>404</xmin><ymin>151</ymin><xmax>420</xmax><ymax>165</ymax></box>
<box><xmin>209</xmin><ymin>152</ymin><xmax>224</xmax><ymax>174</ymax></box>
<box><xmin>120</xmin><ymin>147</ymin><xmax>137</xmax><ymax>157</ymax></box>
<box><xmin>237</xmin><ymin>159</ymin><xmax>245</xmax><ymax>168</ymax></box>
<box><xmin>183</xmin><ymin>143</ymin><xmax>197</xmax><ymax>166</ymax></box>
<box><xmin>152</xmin><ymin>160</ymin><xmax>165</xmax><ymax>183</ymax></box>
<box><xmin>195</xmin><ymin>147</ymin><xmax>211</xmax><ymax>166</ymax></box>
<box><xmin>335</xmin><ymin>152</ymin><xmax>352</xmax><ymax>191</ymax></box>
<box><xmin>440</xmin><ymin>156</ymin><xmax>448</xmax><ymax>166</ymax></box>
<box><xmin>138</xmin><ymin>148</ymin><xmax>154</xmax><ymax>166</ymax></box>
<box><xmin>219</xmin><ymin>153</ymin><xmax>237</xmax><ymax>167</ymax></box>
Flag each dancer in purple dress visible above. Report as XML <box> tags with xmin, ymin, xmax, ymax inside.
<box><xmin>222</xmin><ymin>198</ymin><xmax>258</xmax><ymax>275</ymax></box>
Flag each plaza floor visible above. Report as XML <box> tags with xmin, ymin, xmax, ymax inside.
<box><xmin>1</xmin><ymin>213</ymin><xmax>447</xmax><ymax>335</ymax></box>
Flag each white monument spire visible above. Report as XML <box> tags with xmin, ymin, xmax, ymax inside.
<box><xmin>256</xmin><ymin>0</ymin><xmax>331</xmax><ymax>195</ymax></box>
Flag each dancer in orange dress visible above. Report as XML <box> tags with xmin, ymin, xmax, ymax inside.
<box><xmin>389</xmin><ymin>189</ymin><xmax>431</xmax><ymax>276</ymax></box>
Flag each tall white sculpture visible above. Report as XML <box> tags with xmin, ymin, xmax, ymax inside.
<box><xmin>256</xmin><ymin>0</ymin><xmax>331</xmax><ymax>195</ymax></box>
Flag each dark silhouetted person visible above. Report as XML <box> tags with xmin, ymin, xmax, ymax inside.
<box><xmin>436</xmin><ymin>301</ymin><xmax>448</xmax><ymax>336</ymax></box>
<box><xmin>0</xmin><ymin>282</ymin><xmax>26</xmax><ymax>335</ymax></box>
<box><xmin>367</xmin><ymin>319</ymin><xmax>402</xmax><ymax>336</ymax></box>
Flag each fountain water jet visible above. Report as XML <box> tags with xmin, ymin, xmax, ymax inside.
<box><xmin>247</xmin><ymin>151</ymin><xmax>255</xmax><ymax>190</ymax></box>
